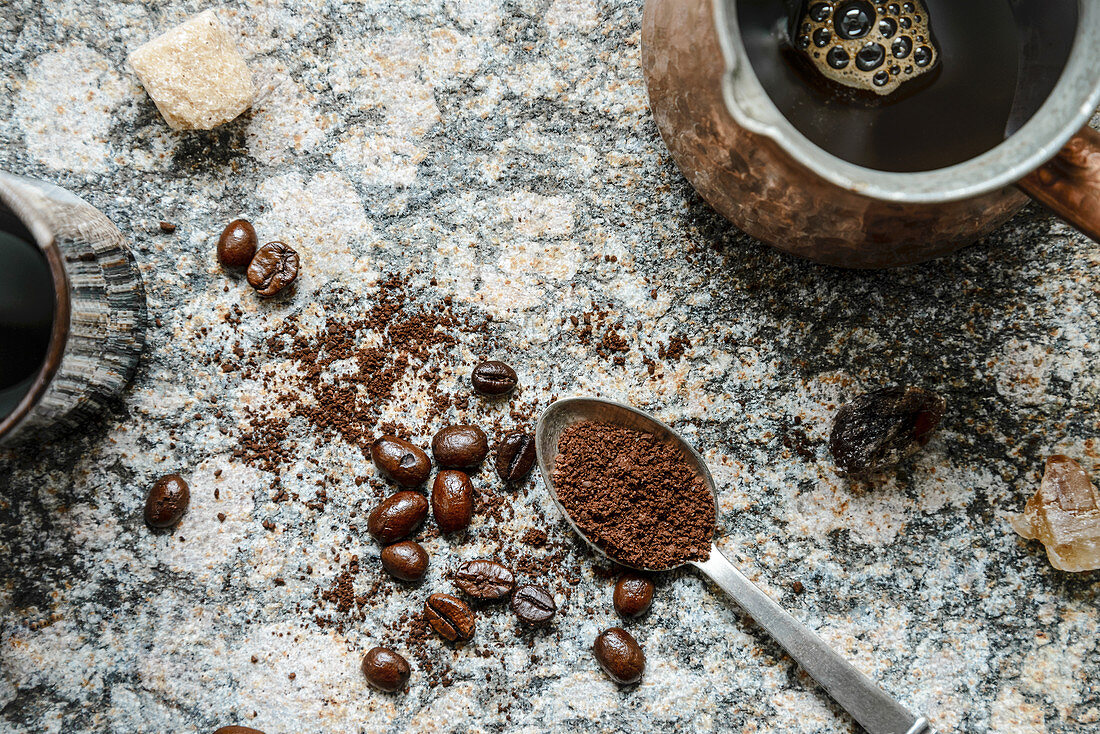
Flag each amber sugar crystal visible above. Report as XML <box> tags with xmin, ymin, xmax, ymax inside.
<box><xmin>1012</xmin><ymin>455</ymin><xmax>1100</xmax><ymax>572</ymax></box>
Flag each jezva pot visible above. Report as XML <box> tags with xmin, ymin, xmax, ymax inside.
<box><xmin>642</xmin><ymin>0</ymin><xmax>1100</xmax><ymax>268</ymax></box>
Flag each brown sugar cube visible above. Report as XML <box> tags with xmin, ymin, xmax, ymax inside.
<box><xmin>128</xmin><ymin>9</ymin><xmax>254</xmax><ymax>130</ymax></box>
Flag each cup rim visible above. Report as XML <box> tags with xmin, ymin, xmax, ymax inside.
<box><xmin>0</xmin><ymin>183</ymin><xmax>71</xmax><ymax>443</ymax></box>
<box><xmin>718</xmin><ymin>0</ymin><xmax>1100</xmax><ymax>203</ymax></box>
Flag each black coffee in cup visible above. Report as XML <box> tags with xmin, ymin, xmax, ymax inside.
<box><xmin>0</xmin><ymin>228</ymin><xmax>54</xmax><ymax>420</ymax></box>
<box><xmin>739</xmin><ymin>0</ymin><xmax>1077</xmax><ymax>171</ymax></box>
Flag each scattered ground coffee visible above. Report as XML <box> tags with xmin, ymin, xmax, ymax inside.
<box><xmin>552</xmin><ymin>421</ymin><xmax>715</xmax><ymax>569</ymax></box>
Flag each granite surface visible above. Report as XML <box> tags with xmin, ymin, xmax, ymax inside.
<box><xmin>1</xmin><ymin>1</ymin><xmax>1099</xmax><ymax>732</ymax></box>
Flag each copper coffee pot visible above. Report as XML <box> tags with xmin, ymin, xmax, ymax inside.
<box><xmin>642</xmin><ymin>0</ymin><xmax>1100</xmax><ymax>267</ymax></box>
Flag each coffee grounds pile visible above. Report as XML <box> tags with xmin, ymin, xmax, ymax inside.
<box><xmin>195</xmin><ymin>268</ymin><xmax>717</xmax><ymax>693</ymax></box>
<box><xmin>201</xmin><ymin>272</ymin><xmax>604</xmax><ymax>691</ymax></box>
<box><xmin>552</xmin><ymin>421</ymin><xmax>715</xmax><ymax>569</ymax></box>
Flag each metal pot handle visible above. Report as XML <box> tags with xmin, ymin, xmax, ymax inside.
<box><xmin>1018</xmin><ymin>126</ymin><xmax>1100</xmax><ymax>242</ymax></box>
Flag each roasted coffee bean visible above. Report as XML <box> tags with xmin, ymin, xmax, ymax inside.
<box><xmin>216</xmin><ymin>218</ymin><xmax>257</xmax><ymax>267</ymax></box>
<box><xmin>432</xmin><ymin>425</ymin><xmax>489</xmax><ymax>468</ymax></box>
<box><xmin>431</xmin><ymin>470</ymin><xmax>474</xmax><ymax>533</ymax></box>
<box><xmin>371</xmin><ymin>436</ymin><xmax>432</xmax><ymax>486</ymax></box>
<box><xmin>361</xmin><ymin>647</ymin><xmax>411</xmax><ymax>692</ymax></box>
<box><xmin>471</xmin><ymin>360</ymin><xmax>518</xmax><ymax>396</ymax></box>
<box><xmin>829</xmin><ymin>386</ymin><xmax>946</xmax><ymax>475</ymax></box>
<box><xmin>144</xmin><ymin>473</ymin><xmax>190</xmax><ymax>528</ymax></box>
<box><xmin>613</xmin><ymin>572</ymin><xmax>654</xmax><ymax>618</ymax></box>
<box><xmin>246</xmin><ymin>241</ymin><xmax>299</xmax><ymax>296</ymax></box>
<box><xmin>510</xmin><ymin>584</ymin><xmax>556</xmax><ymax>626</ymax></box>
<box><xmin>495</xmin><ymin>431</ymin><xmax>536</xmax><ymax>482</ymax></box>
<box><xmin>380</xmin><ymin>540</ymin><xmax>429</xmax><ymax>582</ymax></box>
<box><xmin>214</xmin><ymin>727</ymin><xmax>264</xmax><ymax>734</ymax></box>
<box><xmin>425</xmin><ymin>593</ymin><xmax>475</xmax><ymax>642</ymax></box>
<box><xmin>368</xmin><ymin>491</ymin><xmax>428</xmax><ymax>544</ymax></box>
<box><xmin>593</xmin><ymin>627</ymin><xmax>645</xmax><ymax>684</ymax></box>
<box><xmin>455</xmin><ymin>560</ymin><xmax>515</xmax><ymax>600</ymax></box>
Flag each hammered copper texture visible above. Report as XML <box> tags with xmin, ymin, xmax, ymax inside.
<box><xmin>640</xmin><ymin>0</ymin><xmax>1030</xmax><ymax>268</ymax></box>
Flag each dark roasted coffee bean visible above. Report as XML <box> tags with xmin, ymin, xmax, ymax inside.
<box><xmin>431</xmin><ymin>470</ymin><xmax>474</xmax><ymax>534</ymax></box>
<box><xmin>144</xmin><ymin>473</ymin><xmax>190</xmax><ymax>528</ymax></box>
<box><xmin>214</xmin><ymin>727</ymin><xmax>265</xmax><ymax>734</ymax></box>
<box><xmin>613</xmin><ymin>572</ymin><xmax>654</xmax><ymax>618</ymax></box>
<box><xmin>432</xmin><ymin>424</ymin><xmax>488</xmax><ymax>468</ymax></box>
<box><xmin>380</xmin><ymin>541</ymin><xmax>429</xmax><ymax>582</ymax></box>
<box><xmin>829</xmin><ymin>386</ymin><xmax>946</xmax><ymax>475</ymax></box>
<box><xmin>455</xmin><ymin>560</ymin><xmax>515</xmax><ymax>600</ymax></box>
<box><xmin>217</xmin><ymin>218</ymin><xmax>257</xmax><ymax>267</ymax></box>
<box><xmin>424</xmin><ymin>593</ymin><xmax>475</xmax><ymax>642</ymax></box>
<box><xmin>361</xmin><ymin>647</ymin><xmax>411</xmax><ymax>692</ymax></box>
<box><xmin>371</xmin><ymin>436</ymin><xmax>431</xmax><ymax>486</ymax></box>
<box><xmin>246</xmin><ymin>241</ymin><xmax>299</xmax><ymax>296</ymax></box>
<box><xmin>593</xmin><ymin>627</ymin><xmax>645</xmax><ymax>684</ymax></box>
<box><xmin>471</xmin><ymin>360</ymin><xmax>518</xmax><ymax>396</ymax></box>
<box><xmin>368</xmin><ymin>491</ymin><xmax>428</xmax><ymax>544</ymax></box>
<box><xmin>495</xmin><ymin>431</ymin><xmax>536</xmax><ymax>482</ymax></box>
<box><xmin>510</xmin><ymin>584</ymin><xmax>556</xmax><ymax>626</ymax></box>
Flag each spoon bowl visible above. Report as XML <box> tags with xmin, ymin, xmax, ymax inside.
<box><xmin>534</xmin><ymin>396</ymin><xmax>718</xmax><ymax>572</ymax></box>
<box><xmin>535</xmin><ymin>396</ymin><xmax>937</xmax><ymax>734</ymax></box>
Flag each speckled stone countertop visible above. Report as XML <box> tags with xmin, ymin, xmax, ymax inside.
<box><xmin>1</xmin><ymin>1</ymin><xmax>1098</xmax><ymax>732</ymax></box>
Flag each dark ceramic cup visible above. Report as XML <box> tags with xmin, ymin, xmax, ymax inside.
<box><xmin>0</xmin><ymin>172</ymin><xmax>146</xmax><ymax>447</ymax></box>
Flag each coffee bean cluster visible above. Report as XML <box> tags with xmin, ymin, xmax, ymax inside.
<box><xmin>216</xmin><ymin>218</ymin><xmax>299</xmax><ymax>297</ymax></box>
<box><xmin>142</xmin><ymin>353</ymin><xmax>653</xmax><ymax>690</ymax></box>
<box><xmin>363</xmin><ymin>360</ymin><xmax>550</xmax><ymax>690</ymax></box>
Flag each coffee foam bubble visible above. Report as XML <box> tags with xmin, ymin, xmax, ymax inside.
<box><xmin>793</xmin><ymin>0</ymin><xmax>937</xmax><ymax>96</ymax></box>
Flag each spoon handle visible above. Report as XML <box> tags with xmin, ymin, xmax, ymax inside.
<box><xmin>693</xmin><ymin>545</ymin><xmax>937</xmax><ymax>734</ymax></box>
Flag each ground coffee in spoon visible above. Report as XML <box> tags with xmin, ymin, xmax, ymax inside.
<box><xmin>552</xmin><ymin>421</ymin><xmax>715</xmax><ymax>569</ymax></box>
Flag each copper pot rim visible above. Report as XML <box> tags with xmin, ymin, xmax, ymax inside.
<box><xmin>0</xmin><ymin>185</ymin><xmax>72</xmax><ymax>442</ymax></box>
<box><xmin>715</xmin><ymin>0</ymin><xmax>1100</xmax><ymax>203</ymax></box>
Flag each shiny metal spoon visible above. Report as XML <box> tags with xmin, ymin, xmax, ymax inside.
<box><xmin>535</xmin><ymin>397</ymin><xmax>937</xmax><ymax>734</ymax></box>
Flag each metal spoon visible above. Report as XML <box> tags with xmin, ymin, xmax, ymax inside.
<box><xmin>535</xmin><ymin>397</ymin><xmax>937</xmax><ymax>734</ymax></box>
